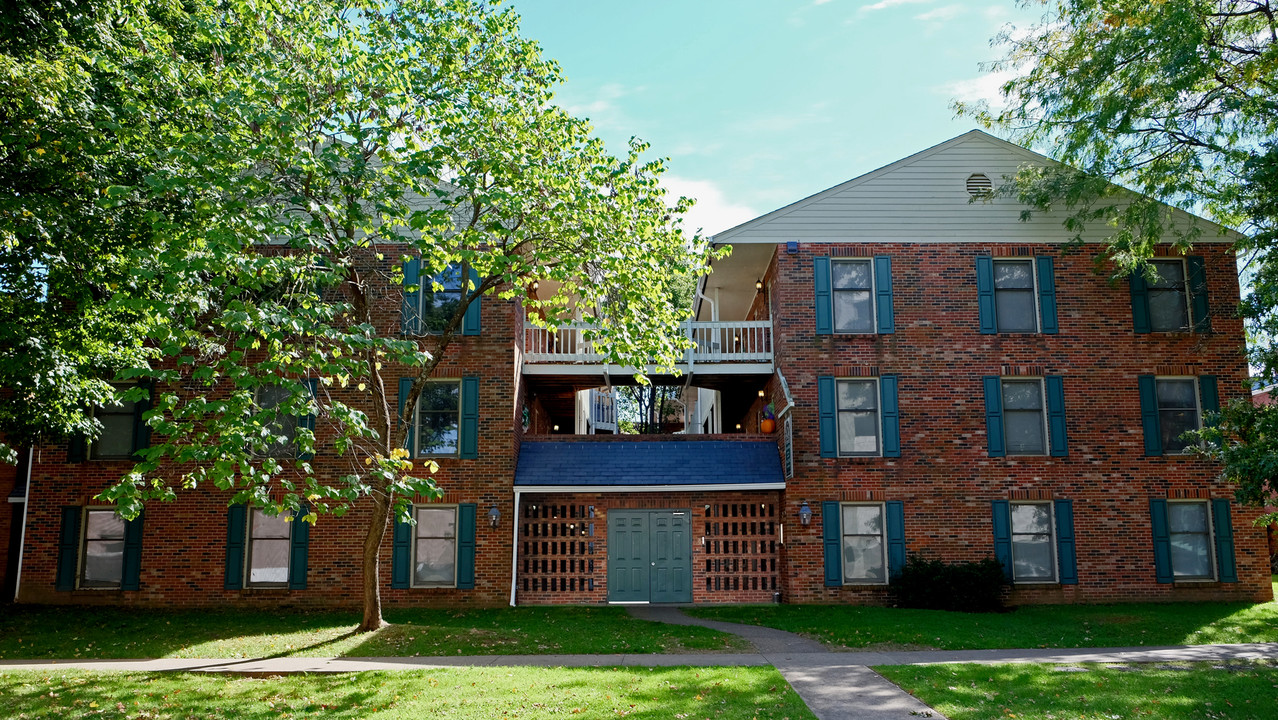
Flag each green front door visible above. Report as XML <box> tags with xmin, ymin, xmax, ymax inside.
<box><xmin>607</xmin><ymin>510</ymin><xmax>692</xmax><ymax>603</ymax></box>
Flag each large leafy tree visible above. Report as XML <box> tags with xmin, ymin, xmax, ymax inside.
<box><xmin>86</xmin><ymin>0</ymin><xmax>709</xmax><ymax>631</ymax></box>
<box><xmin>0</xmin><ymin>0</ymin><xmax>217</xmax><ymax>461</ymax></box>
<box><xmin>962</xmin><ymin>0</ymin><xmax>1278</xmax><ymax>522</ymax></box>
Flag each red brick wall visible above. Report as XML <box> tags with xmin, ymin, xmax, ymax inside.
<box><xmin>772</xmin><ymin>241</ymin><xmax>1272</xmax><ymax>604</ymax></box>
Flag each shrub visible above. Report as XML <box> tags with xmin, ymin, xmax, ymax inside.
<box><xmin>888</xmin><ymin>555</ymin><xmax>1007</xmax><ymax>613</ymax></box>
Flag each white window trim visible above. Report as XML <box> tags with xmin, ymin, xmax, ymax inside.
<box><xmin>830</xmin><ymin>257</ymin><xmax>877</xmax><ymax>335</ymax></box>
<box><xmin>77</xmin><ymin>506</ymin><xmax>124</xmax><ymax>590</ymax></box>
<box><xmin>411</xmin><ymin>503</ymin><xmax>460</xmax><ymax>589</ymax></box>
<box><xmin>992</xmin><ymin>257</ymin><xmax>1041</xmax><ymax>334</ymax></box>
<box><xmin>840</xmin><ymin>501</ymin><xmax>888</xmax><ymax>586</ymax></box>
<box><xmin>414</xmin><ymin>378</ymin><xmax>462</xmax><ymax>458</ymax></box>
<box><xmin>1155</xmin><ymin>375</ymin><xmax>1203</xmax><ymax>455</ymax></box>
<box><xmin>1009</xmin><ymin>501</ymin><xmax>1058</xmax><ymax>584</ymax></box>
<box><xmin>836</xmin><ymin>376</ymin><xmax>882</xmax><ymax>458</ymax></box>
<box><xmin>1147</xmin><ymin>258</ymin><xmax>1193</xmax><ymax>333</ymax></box>
<box><xmin>1167</xmin><ymin>499</ymin><xmax>1217</xmax><ymax>582</ymax></box>
<box><xmin>1001</xmin><ymin>377</ymin><xmax>1050</xmax><ymax>457</ymax></box>
<box><xmin>244</xmin><ymin>507</ymin><xmax>292</xmax><ymax>589</ymax></box>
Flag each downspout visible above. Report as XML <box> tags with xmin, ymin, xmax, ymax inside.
<box><xmin>774</xmin><ymin>368</ymin><xmax>796</xmax><ymax>419</ymax></box>
<box><xmin>12</xmin><ymin>446</ymin><xmax>32</xmax><ymax>602</ymax></box>
<box><xmin>508</xmin><ymin>489</ymin><xmax>522</xmax><ymax>606</ymax></box>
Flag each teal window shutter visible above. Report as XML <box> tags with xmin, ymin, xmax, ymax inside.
<box><xmin>873</xmin><ymin>255</ymin><xmax>894</xmax><ymax>334</ymax></box>
<box><xmin>298</xmin><ymin>378</ymin><xmax>319</xmax><ymax>461</ymax></box>
<box><xmin>391</xmin><ymin>513</ymin><xmax>411</xmax><ymax>589</ymax></box>
<box><xmin>976</xmin><ymin>256</ymin><xmax>996</xmax><ymax>334</ymax></box>
<box><xmin>822</xmin><ymin>501</ymin><xmax>842</xmax><ymax>587</ymax></box>
<box><xmin>288</xmin><ymin>506</ymin><xmax>310</xmax><ymax>590</ymax></box>
<box><xmin>55</xmin><ymin>506</ymin><xmax>82</xmax><ymax>591</ymax></box>
<box><xmin>457</xmin><ymin>503</ymin><xmax>476</xmax><ymax>589</ymax></box>
<box><xmin>1138</xmin><ymin>375</ymin><xmax>1162</xmax><ymax>456</ymax></box>
<box><xmin>462</xmin><ymin>268</ymin><xmax>482</xmax><ymax>336</ymax></box>
<box><xmin>818</xmin><ymin>376</ymin><xmax>836</xmax><ymax>458</ymax></box>
<box><xmin>121</xmin><ymin>512</ymin><xmax>144</xmax><ymax>591</ymax></box>
<box><xmin>991</xmin><ymin>500</ymin><xmax>1013</xmax><ymax>582</ymax></box>
<box><xmin>814</xmin><ymin>257</ymin><xmax>832</xmax><ymax>335</ymax></box>
<box><xmin>131</xmin><ymin>381</ymin><xmax>152</xmax><ymax>457</ymax></box>
<box><xmin>1199</xmin><ymin>375</ymin><xmax>1219</xmax><ymax>421</ymax></box>
<box><xmin>983</xmin><ymin>376</ymin><xmax>1005</xmax><ymax>457</ymax></box>
<box><xmin>1045</xmin><ymin>375</ymin><xmax>1068</xmax><ymax>457</ymax></box>
<box><xmin>1211</xmin><ymin>498</ymin><xmax>1237</xmax><ymax>583</ymax></box>
<box><xmin>1036</xmin><ymin>256</ymin><xmax>1058</xmax><ymax>334</ymax></box>
<box><xmin>224</xmin><ymin>504</ymin><xmax>247</xmax><ymax>590</ymax></box>
<box><xmin>1149</xmin><ymin>499</ymin><xmax>1173</xmax><ymax>583</ymax></box>
<box><xmin>401</xmin><ymin>256</ymin><xmax>421</xmax><ymax>335</ymax></box>
<box><xmin>1054</xmin><ymin>499</ymin><xmax>1077</xmax><ymax>584</ymax></box>
<box><xmin>460</xmin><ymin>376</ymin><xmax>479</xmax><ymax>459</ymax></box>
<box><xmin>885</xmin><ymin>500</ymin><xmax>905</xmax><ymax>580</ymax></box>
<box><xmin>879</xmin><ymin>375</ymin><xmax>900</xmax><ymax>458</ymax></box>
<box><xmin>398</xmin><ymin>377</ymin><xmax>416</xmax><ymax>455</ymax></box>
<box><xmin>1187</xmin><ymin>256</ymin><xmax>1210</xmax><ymax>332</ymax></box>
<box><xmin>1130</xmin><ymin>268</ymin><xmax>1152</xmax><ymax>333</ymax></box>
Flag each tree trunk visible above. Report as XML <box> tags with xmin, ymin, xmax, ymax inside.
<box><xmin>358</xmin><ymin>489</ymin><xmax>393</xmax><ymax>632</ymax></box>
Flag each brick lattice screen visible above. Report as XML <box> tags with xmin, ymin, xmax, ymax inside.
<box><xmin>702</xmin><ymin>501</ymin><xmax>779</xmax><ymax>599</ymax></box>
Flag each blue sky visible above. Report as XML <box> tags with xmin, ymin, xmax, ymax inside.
<box><xmin>511</xmin><ymin>0</ymin><xmax>1042</xmax><ymax>235</ymax></box>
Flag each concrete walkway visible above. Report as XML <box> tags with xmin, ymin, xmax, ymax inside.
<box><xmin>2</xmin><ymin>608</ymin><xmax>1276</xmax><ymax>720</ymax></box>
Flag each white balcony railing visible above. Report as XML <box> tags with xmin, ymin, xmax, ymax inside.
<box><xmin>524</xmin><ymin>319</ymin><xmax>773</xmax><ymax>365</ymax></box>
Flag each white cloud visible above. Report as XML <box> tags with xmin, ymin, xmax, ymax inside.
<box><xmin>915</xmin><ymin>4</ymin><xmax>964</xmax><ymax>22</ymax></box>
<box><xmin>662</xmin><ymin>176</ymin><xmax>760</xmax><ymax>237</ymax></box>
<box><xmin>941</xmin><ymin>69</ymin><xmax>1018</xmax><ymax>109</ymax></box>
<box><xmin>860</xmin><ymin>0</ymin><xmax>930</xmax><ymax>12</ymax></box>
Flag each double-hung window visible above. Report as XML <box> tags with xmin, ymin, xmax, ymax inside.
<box><xmin>412</xmin><ymin>505</ymin><xmax>458</xmax><ymax>587</ymax></box>
<box><xmin>1009</xmin><ymin>502</ymin><xmax>1056</xmax><ymax>582</ymax></box>
<box><xmin>976</xmin><ymin>256</ymin><xmax>1058</xmax><ymax>334</ymax></box>
<box><xmin>420</xmin><ymin>265</ymin><xmax>464</xmax><ymax>334</ymax></box>
<box><xmin>416</xmin><ymin>381</ymin><xmax>460</xmax><ymax>456</ymax></box>
<box><xmin>836</xmin><ymin>379</ymin><xmax>880</xmax><ymax>456</ymax></box>
<box><xmin>255</xmin><ymin>385</ymin><xmax>298</xmax><ymax>458</ymax></box>
<box><xmin>79</xmin><ymin>509</ymin><xmax>126</xmax><ymax>588</ymax></box>
<box><xmin>1167</xmin><ymin>501</ymin><xmax>1213</xmax><ymax>580</ymax></box>
<box><xmin>1130</xmin><ymin>257</ymin><xmax>1209</xmax><ymax>333</ymax></box>
<box><xmin>814</xmin><ymin>256</ymin><xmax>894</xmax><ymax>335</ymax></box>
<box><xmin>983</xmin><ymin>377</ymin><xmax>1067</xmax><ymax>457</ymax></box>
<box><xmin>840</xmin><ymin>503</ymin><xmax>887</xmax><ymax>584</ymax></box>
<box><xmin>992</xmin><ymin>259</ymin><xmax>1037</xmax><ymax>333</ymax></box>
<box><xmin>90</xmin><ymin>396</ymin><xmax>136</xmax><ymax>460</ymax></box>
<box><xmin>400</xmin><ymin>258</ymin><xmax>482</xmax><ymax>336</ymax></box>
<box><xmin>831</xmin><ymin>259</ymin><xmax>874</xmax><ymax>333</ymax></box>
<box><xmin>1138</xmin><ymin>375</ymin><xmax>1217</xmax><ymax>456</ymax></box>
<box><xmin>246</xmin><ymin>508</ymin><xmax>291</xmax><ymax>587</ymax></box>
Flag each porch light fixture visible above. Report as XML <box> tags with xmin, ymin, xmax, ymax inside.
<box><xmin>735</xmin><ymin>423</ymin><xmax>742</xmax><ymax>431</ymax></box>
<box><xmin>798</xmin><ymin>501</ymin><xmax>812</xmax><ymax>526</ymax></box>
<box><xmin>488</xmin><ymin>505</ymin><xmax>501</xmax><ymax>528</ymax></box>
<box><xmin>755</xmin><ymin>279</ymin><xmax>763</xmax><ymax>292</ymax></box>
<box><xmin>531</xmin><ymin>280</ymin><xmax>540</xmax><ymax>292</ymax></box>
<box><xmin>757</xmin><ymin>389</ymin><xmax>765</xmax><ymax>398</ymax></box>
<box><xmin>553</xmin><ymin>424</ymin><xmax>560</xmax><ymax>432</ymax></box>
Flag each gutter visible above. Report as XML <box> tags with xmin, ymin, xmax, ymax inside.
<box><xmin>508</xmin><ymin>489</ymin><xmax>522</xmax><ymax>607</ymax></box>
<box><xmin>12</xmin><ymin>446</ymin><xmax>32</xmax><ymax>602</ymax></box>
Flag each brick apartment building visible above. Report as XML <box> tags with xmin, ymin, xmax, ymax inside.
<box><xmin>3</xmin><ymin>130</ymin><xmax>1273</xmax><ymax>607</ymax></box>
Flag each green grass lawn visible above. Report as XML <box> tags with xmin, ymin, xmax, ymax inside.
<box><xmin>0</xmin><ymin>667</ymin><xmax>815</xmax><ymax>720</ymax></box>
<box><xmin>877</xmin><ymin>661</ymin><xmax>1278</xmax><ymax>720</ymax></box>
<box><xmin>0</xmin><ymin>606</ymin><xmax>746</xmax><ymax>660</ymax></box>
<box><xmin>688</xmin><ymin>598</ymin><xmax>1278</xmax><ymax>651</ymax></box>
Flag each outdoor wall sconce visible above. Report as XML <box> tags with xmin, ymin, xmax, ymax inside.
<box><xmin>488</xmin><ymin>505</ymin><xmax>501</xmax><ymax>528</ymax></box>
<box><xmin>735</xmin><ymin>423</ymin><xmax>742</xmax><ymax>431</ymax></box>
<box><xmin>553</xmin><ymin>424</ymin><xmax>560</xmax><ymax>432</ymax></box>
<box><xmin>758</xmin><ymin>389</ymin><xmax>765</xmax><ymax>398</ymax></box>
<box><xmin>755</xmin><ymin>279</ymin><xmax>764</xmax><ymax>292</ymax></box>
<box><xmin>798</xmin><ymin>501</ymin><xmax>812</xmax><ymax>526</ymax></box>
<box><xmin>531</xmin><ymin>280</ymin><xmax>540</xmax><ymax>292</ymax></box>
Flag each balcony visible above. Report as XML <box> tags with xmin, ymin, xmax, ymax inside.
<box><xmin>522</xmin><ymin>319</ymin><xmax>773</xmax><ymax>377</ymax></box>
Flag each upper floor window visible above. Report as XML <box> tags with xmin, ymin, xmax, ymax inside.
<box><xmin>818</xmin><ymin>375</ymin><xmax>900</xmax><ymax>458</ymax></box>
<box><xmin>836</xmin><ymin>379</ymin><xmax>880</xmax><ymax>456</ymax></box>
<box><xmin>1138</xmin><ymin>374</ymin><xmax>1217</xmax><ymax>457</ymax></box>
<box><xmin>400</xmin><ymin>258</ymin><xmax>481</xmax><ymax>336</ymax></box>
<box><xmin>983</xmin><ymin>376</ymin><xmax>1067</xmax><ymax>458</ymax></box>
<box><xmin>993</xmin><ymin>259</ymin><xmax>1037</xmax><ymax>333</ymax></box>
<box><xmin>255</xmin><ymin>385</ymin><xmax>298</xmax><ymax>457</ymax></box>
<box><xmin>1151</xmin><ymin>498</ymin><xmax>1238</xmax><ymax>584</ymax></box>
<box><xmin>1130</xmin><ymin>256</ymin><xmax>1209</xmax><ymax>333</ymax></box>
<box><xmin>90</xmin><ymin>394</ymin><xmax>138</xmax><ymax>460</ymax></box>
<box><xmin>814</xmin><ymin>256</ymin><xmax>894</xmax><ymax>335</ymax></box>
<box><xmin>420</xmin><ymin>265</ymin><xmax>464</xmax><ymax>334</ymax></box>
<box><xmin>976</xmin><ymin>256</ymin><xmax>1057</xmax><ymax>335</ymax></box>
<box><xmin>832</xmin><ymin>259</ymin><xmax>874</xmax><ymax>333</ymax></box>
<box><xmin>416</xmin><ymin>380</ymin><xmax>460</xmax><ymax>456</ymax></box>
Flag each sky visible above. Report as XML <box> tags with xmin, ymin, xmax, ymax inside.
<box><xmin>510</xmin><ymin>0</ymin><xmax>1043</xmax><ymax>236</ymax></box>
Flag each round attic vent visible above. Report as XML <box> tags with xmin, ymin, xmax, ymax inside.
<box><xmin>966</xmin><ymin>173</ymin><xmax>994</xmax><ymax>198</ymax></box>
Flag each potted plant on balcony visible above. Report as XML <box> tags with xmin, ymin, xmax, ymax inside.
<box><xmin>760</xmin><ymin>403</ymin><xmax>776</xmax><ymax>434</ymax></box>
